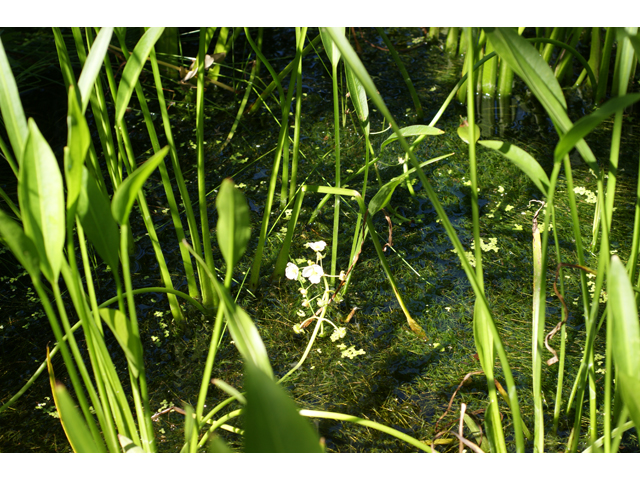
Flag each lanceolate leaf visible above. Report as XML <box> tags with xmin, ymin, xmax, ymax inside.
<box><xmin>115</xmin><ymin>27</ymin><xmax>164</xmax><ymax>125</ymax></box>
<box><xmin>77</xmin><ymin>168</ymin><xmax>120</xmax><ymax>275</ymax></box>
<box><xmin>609</xmin><ymin>256</ymin><xmax>640</xmax><ymax>430</ymax></box>
<box><xmin>382</xmin><ymin>125</ymin><xmax>444</xmax><ymax>150</ymax></box>
<box><xmin>65</xmin><ymin>86</ymin><xmax>91</xmax><ymax>214</ymax></box>
<box><xmin>216</xmin><ymin>179</ymin><xmax>251</xmax><ymax>273</ymax></box>
<box><xmin>19</xmin><ymin>119</ymin><xmax>65</xmax><ymax>283</ymax></box>
<box><xmin>0</xmin><ymin>37</ymin><xmax>28</xmax><ymax>165</ymax></box>
<box><xmin>346</xmin><ymin>65</ymin><xmax>369</xmax><ymax>135</ymax></box>
<box><xmin>244</xmin><ymin>362</ymin><xmax>322</xmax><ymax>453</ymax></box>
<box><xmin>554</xmin><ymin>93</ymin><xmax>640</xmax><ymax>163</ymax></box>
<box><xmin>111</xmin><ymin>146</ymin><xmax>169</xmax><ymax>225</ymax></box>
<box><xmin>320</xmin><ymin>27</ymin><xmax>344</xmax><ymax>66</ymax></box>
<box><xmin>478</xmin><ymin>140</ymin><xmax>550</xmax><ymax>196</ymax></box>
<box><xmin>77</xmin><ymin>27</ymin><xmax>113</xmax><ymax>113</ymax></box>
<box><xmin>0</xmin><ymin>209</ymin><xmax>40</xmax><ymax>279</ymax></box>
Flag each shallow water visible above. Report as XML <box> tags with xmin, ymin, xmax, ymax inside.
<box><xmin>1</xmin><ymin>27</ymin><xmax>639</xmax><ymax>452</ymax></box>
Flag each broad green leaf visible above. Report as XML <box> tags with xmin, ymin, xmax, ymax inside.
<box><xmin>115</xmin><ymin>27</ymin><xmax>164</xmax><ymax>125</ymax></box>
<box><xmin>346</xmin><ymin>65</ymin><xmax>369</xmax><ymax>135</ymax></box>
<box><xmin>51</xmin><ymin>382</ymin><xmax>104</xmax><ymax>453</ymax></box>
<box><xmin>457</xmin><ymin>123</ymin><xmax>480</xmax><ymax>145</ymax></box>
<box><xmin>65</xmin><ymin>86</ymin><xmax>91</xmax><ymax>214</ymax></box>
<box><xmin>77</xmin><ymin>168</ymin><xmax>120</xmax><ymax>275</ymax></box>
<box><xmin>19</xmin><ymin>119</ymin><xmax>65</xmax><ymax>283</ymax></box>
<box><xmin>609</xmin><ymin>255</ymin><xmax>640</xmax><ymax>430</ymax></box>
<box><xmin>98</xmin><ymin>308</ymin><xmax>142</xmax><ymax>378</ymax></box>
<box><xmin>320</xmin><ymin>27</ymin><xmax>344</xmax><ymax>66</ymax></box>
<box><xmin>244</xmin><ymin>362</ymin><xmax>322</xmax><ymax>453</ymax></box>
<box><xmin>0</xmin><ymin>38</ymin><xmax>28</xmax><ymax>165</ymax></box>
<box><xmin>118</xmin><ymin>434</ymin><xmax>144</xmax><ymax>453</ymax></box>
<box><xmin>216</xmin><ymin>179</ymin><xmax>251</xmax><ymax>273</ymax></box>
<box><xmin>382</xmin><ymin>125</ymin><xmax>444</xmax><ymax>150</ymax></box>
<box><xmin>478</xmin><ymin>140</ymin><xmax>550</xmax><ymax>196</ymax></box>
<box><xmin>77</xmin><ymin>27</ymin><xmax>113</xmax><ymax>113</ymax></box>
<box><xmin>555</xmin><ymin>94</ymin><xmax>640</xmax><ymax>163</ymax></box>
<box><xmin>0</xmin><ymin>209</ymin><xmax>40</xmax><ymax>279</ymax></box>
<box><xmin>111</xmin><ymin>145</ymin><xmax>169</xmax><ymax>225</ymax></box>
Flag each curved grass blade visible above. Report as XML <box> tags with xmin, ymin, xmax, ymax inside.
<box><xmin>0</xmin><ymin>38</ymin><xmax>28</xmax><ymax>164</ymax></box>
<box><xmin>554</xmin><ymin>93</ymin><xmax>640</xmax><ymax>163</ymax></box>
<box><xmin>19</xmin><ymin>119</ymin><xmax>65</xmax><ymax>283</ymax></box>
<box><xmin>111</xmin><ymin>145</ymin><xmax>169</xmax><ymax>225</ymax></box>
<box><xmin>115</xmin><ymin>27</ymin><xmax>164</xmax><ymax>125</ymax></box>
<box><xmin>98</xmin><ymin>308</ymin><xmax>142</xmax><ymax>378</ymax></box>
<box><xmin>77</xmin><ymin>27</ymin><xmax>113</xmax><ymax>113</ymax></box>
<box><xmin>478</xmin><ymin>140</ymin><xmax>550</xmax><ymax>196</ymax></box>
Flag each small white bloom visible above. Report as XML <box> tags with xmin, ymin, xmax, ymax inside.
<box><xmin>306</xmin><ymin>241</ymin><xmax>327</xmax><ymax>252</ymax></box>
<box><xmin>299</xmin><ymin>288</ymin><xmax>307</xmax><ymax>296</ymax></box>
<box><xmin>285</xmin><ymin>262</ymin><xmax>299</xmax><ymax>280</ymax></box>
<box><xmin>302</xmin><ymin>264</ymin><xmax>324</xmax><ymax>284</ymax></box>
<box><xmin>339</xmin><ymin>271</ymin><xmax>346</xmax><ymax>281</ymax></box>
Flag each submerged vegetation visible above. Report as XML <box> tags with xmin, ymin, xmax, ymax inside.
<box><xmin>1</xmin><ymin>27</ymin><xmax>640</xmax><ymax>452</ymax></box>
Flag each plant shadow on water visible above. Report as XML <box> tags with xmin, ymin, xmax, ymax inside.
<box><xmin>1</xmin><ymin>27</ymin><xmax>640</xmax><ymax>452</ymax></box>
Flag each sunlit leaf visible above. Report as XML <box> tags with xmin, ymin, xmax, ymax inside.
<box><xmin>111</xmin><ymin>146</ymin><xmax>169</xmax><ymax>225</ymax></box>
<box><xmin>346</xmin><ymin>65</ymin><xmax>369</xmax><ymax>135</ymax></box>
<box><xmin>65</xmin><ymin>86</ymin><xmax>91</xmax><ymax>214</ymax></box>
<box><xmin>609</xmin><ymin>255</ymin><xmax>640</xmax><ymax>430</ymax></box>
<box><xmin>118</xmin><ymin>434</ymin><xmax>144</xmax><ymax>453</ymax></box>
<box><xmin>555</xmin><ymin>94</ymin><xmax>640</xmax><ymax>163</ymax></box>
<box><xmin>457</xmin><ymin>123</ymin><xmax>480</xmax><ymax>145</ymax></box>
<box><xmin>19</xmin><ymin>119</ymin><xmax>65</xmax><ymax>283</ymax></box>
<box><xmin>115</xmin><ymin>27</ymin><xmax>164</xmax><ymax>125</ymax></box>
<box><xmin>320</xmin><ymin>27</ymin><xmax>344</xmax><ymax>66</ymax></box>
<box><xmin>0</xmin><ymin>37</ymin><xmax>28</xmax><ymax>165</ymax></box>
<box><xmin>244</xmin><ymin>362</ymin><xmax>322</xmax><ymax>452</ymax></box>
<box><xmin>77</xmin><ymin>27</ymin><xmax>113</xmax><ymax>113</ymax></box>
<box><xmin>382</xmin><ymin>125</ymin><xmax>444</xmax><ymax>150</ymax></box>
<box><xmin>479</xmin><ymin>140</ymin><xmax>550</xmax><ymax>196</ymax></box>
<box><xmin>217</xmin><ymin>178</ymin><xmax>251</xmax><ymax>273</ymax></box>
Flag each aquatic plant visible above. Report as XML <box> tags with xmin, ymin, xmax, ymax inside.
<box><xmin>1</xmin><ymin>27</ymin><xmax>640</xmax><ymax>453</ymax></box>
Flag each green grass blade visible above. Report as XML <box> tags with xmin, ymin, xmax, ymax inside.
<box><xmin>111</xmin><ymin>146</ymin><xmax>169</xmax><ymax>225</ymax></box>
<box><xmin>77</xmin><ymin>27</ymin><xmax>113</xmax><ymax>113</ymax></box>
<box><xmin>115</xmin><ymin>27</ymin><xmax>164</xmax><ymax>125</ymax></box>
<box><xmin>0</xmin><ymin>38</ymin><xmax>28</xmax><ymax>165</ymax></box>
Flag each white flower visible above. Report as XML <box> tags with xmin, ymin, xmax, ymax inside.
<box><xmin>306</xmin><ymin>241</ymin><xmax>327</xmax><ymax>252</ymax></box>
<box><xmin>285</xmin><ymin>262</ymin><xmax>299</xmax><ymax>280</ymax></box>
<box><xmin>302</xmin><ymin>264</ymin><xmax>324</xmax><ymax>284</ymax></box>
